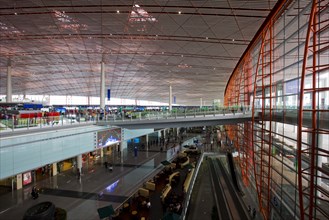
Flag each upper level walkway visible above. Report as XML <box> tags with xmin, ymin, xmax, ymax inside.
<box><xmin>2</xmin><ymin>107</ymin><xmax>326</xmax><ymax>137</ymax></box>
<box><xmin>0</xmin><ymin>109</ymin><xmax>252</xmax><ymax>138</ymax></box>
<box><xmin>97</xmin><ymin>111</ymin><xmax>252</xmax><ymax>129</ymax></box>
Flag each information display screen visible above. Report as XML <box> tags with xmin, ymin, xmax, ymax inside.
<box><xmin>97</xmin><ymin>128</ymin><xmax>121</xmax><ymax>148</ymax></box>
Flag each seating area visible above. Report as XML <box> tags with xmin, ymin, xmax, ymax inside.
<box><xmin>161</xmin><ymin>184</ymin><xmax>172</xmax><ymax>203</ymax></box>
<box><xmin>144</xmin><ymin>181</ymin><xmax>155</xmax><ymax>191</ymax></box>
<box><xmin>180</xmin><ymin>157</ymin><xmax>190</xmax><ymax>169</ymax></box>
<box><xmin>183</xmin><ymin>168</ymin><xmax>194</xmax><ymax>193</ymax></box>
<box><xmin>112</xmin><ymin>149</ymin><xmax>200</xmax><ymax>220</ymax></box>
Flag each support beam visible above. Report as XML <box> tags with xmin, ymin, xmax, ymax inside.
<box><xmin>100</xmin><ymin>61</ymin><xmax>105</xmax><ymax>110</ymax></box>
<box><xmin>6</xmin><ymin>60</ymin><xmax>12</xmax><ymax>102</ymax></box>
<box><xmin>77</xmin><ymin>154</ymin><xmax>82</xmax><ymax>174</ymax></box>
<box><xmin>169</xmin><ymin>85</ymin><xmax>172</xmax><ymax>111</ymax></box>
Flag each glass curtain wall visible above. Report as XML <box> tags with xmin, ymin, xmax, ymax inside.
<box><xmin>224</xmin><ymin>0</ymin><xmax>328</xmax><ymax>219</ymax></box>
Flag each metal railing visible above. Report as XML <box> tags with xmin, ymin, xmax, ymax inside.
<box><xmin>0</xmin><ymin>106</ymin><xmax>252</xmax><ymax>133</ymax></box>
<box><xmin>180</xmin><ymin>152</ymin><xmax>217</xmax><ymax>220</ymax></box>
<box><xmin>104</xmin><ymin>106</ymin><xmax>251</xmax><ymax>123</ymax></box>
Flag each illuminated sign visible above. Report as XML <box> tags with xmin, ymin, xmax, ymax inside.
<box><xmin>106</xmin><ymin>180</ymin><xmax>119</xmax><ymax>192</ymax></box>
<box><xmin>23</xmin><ymin>171</ymin><xmax>32</xmax><ymax>185</ymax></box>
<box><xmin>97</xmin><ymin>128</ymin><xmax>121</xmax><ymax>148</ymax></box>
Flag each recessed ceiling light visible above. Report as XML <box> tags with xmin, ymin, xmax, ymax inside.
<box><xmin>232</xmin><ymin>39</ymin><xmax>235</xmax><ymax>42</ymax></box>
<box><xmin>206</xmin><ymin>37</ymin><xmax>208</xmax><ymax>40</ymax></box>
<box><xmin>14</xmin><ymin>12</ymin><xmax>17</xmax><ymax>15</ymax></box>
<box><xmin>117</xmin><ymin>10</ymin><xmax>120</xmax><ymax>13</ymax></box>
<box><xmin>178</xmin><ymin>11</ymin><xmax>181</xmax><ymax>14</ymax></box>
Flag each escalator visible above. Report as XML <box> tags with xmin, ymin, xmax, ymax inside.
<box><xmin>208</xmin><ymin>158</ymin><xmax>232</xmax><ymax>220</ymax></box>
<box><xmin>226</xmin><ymin>152</ymin><xmax>241</xmax><ymax>193</ymax></box>
<box><xmin>208</xmin><ymin>158</ymin><xmax>249</xmax><ymax>220</ymax></box>
<box><xmin>185</xmin><ymin>156</ymin><xmax>250</xmax><ymax>220</ymax></box>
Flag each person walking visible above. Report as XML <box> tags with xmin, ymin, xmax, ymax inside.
<box><xmin>77</xmin><ymin>168</ymin><xmax>81</xmax><ymax>179</ymax></box>
<box><xmin>252</xmin><ymin>208</ymin><xmax>256</xmax><ymax>219</ymax></box>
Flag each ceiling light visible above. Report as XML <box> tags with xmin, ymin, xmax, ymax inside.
<box><xmin>178</xmin><ymin>11</ymin><xmax>181</xmax><ymax>14</ymax></box>
<box><xmin>206</xmin><ymin>37</ymin><xmax>208</xmax><ymax>40</ymax></box>
<box><xmin>181</xmin><ymin>55</ymin><xmax>183</xmax><ymax>57</ymax></box>
<box><xmin>232</xmin><ymin>39</ymin><xmax>235</xmax><ymax>42</ymax></box>
<box><xmin>117</xmin><ymin>10</ymin><xmax>120</xmax><ymax>13</ymax></box>
<box><xmin>14</xmin><ymin>12</ymin><xmax>17</xmax><ymax>15</ymax></box>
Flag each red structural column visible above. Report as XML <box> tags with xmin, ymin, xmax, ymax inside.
<box><xmin>297</xmin><ymin>1</ymin><xmax>317</xmax><ymax>219</ymax></box>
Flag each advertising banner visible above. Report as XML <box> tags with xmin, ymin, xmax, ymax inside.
<box><xmin>23</xmin><ymin>171</ymin><xmax>32</xmax><ymax>185</ymax></box>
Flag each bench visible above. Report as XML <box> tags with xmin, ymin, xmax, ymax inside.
<box><xmin>168</xmin><ymin>171</ymin><xmax>180</xmax><ymax>184</ymax></box>
<box><xmin>161</xmin><ymin>184</ymin><xmax>172</xmax><ymax>203</ymax></box>
<box><xmin>138</xmin><ymin>188</ymin><xmax>149</xmax><ymax>198</ymax></box>
<box><xmin>144</xmin><ymin>181</ymin><xmax>155</xmax><ymax>191</ymax></box>
<box><xmin>183</xmin><ymin>168</ymin><xmax>194</xmax><ymax>193</ymax></box>
<box><xmin>180</xmin><ymin>157</ymin><xmax>190</xmax><ymax>168</ymax></box>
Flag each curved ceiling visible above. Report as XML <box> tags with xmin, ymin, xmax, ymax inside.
<box><xmin>0</xmin><ymin>0</ymin><xmax>277</xmax><ymax>106</ymax></box>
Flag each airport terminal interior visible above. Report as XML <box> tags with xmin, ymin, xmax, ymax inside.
<box><xmin>0</xmin><ymin>0</ymin><xmax>328</xmax><ymax>220</ymax></box>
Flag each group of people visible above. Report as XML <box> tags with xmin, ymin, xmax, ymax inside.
<box><xmin>248</xmin><ymin>205</ymin><xmax>257</xmax><ymax>219</ymax></box>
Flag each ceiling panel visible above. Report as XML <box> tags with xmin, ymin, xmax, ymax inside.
<box><xmin>0</xmin><ymin>0</ymin><xmax>277</xmax><ymax>105</ymax></box>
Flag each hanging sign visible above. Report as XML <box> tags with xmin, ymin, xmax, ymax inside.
<box><xmin>107</xmin><ymin>88</ymin><xmax>111</xmax><ymax>101</ymax></box>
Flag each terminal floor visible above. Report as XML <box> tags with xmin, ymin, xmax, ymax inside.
<box><xmin>0</xmin><ymin>130</ymin><xmax>267</xmax><ymax>220</ymax></box>
<box><xmin>0</xmin><ymin>144</ymin><xmax>170</xmax><ymax>220</ymax></box>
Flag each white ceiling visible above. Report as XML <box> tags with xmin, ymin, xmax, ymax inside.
<box><xmin>0</xmin><ymin>0</ymin><xmax>277</xmax><ymax>105</ymax></box>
